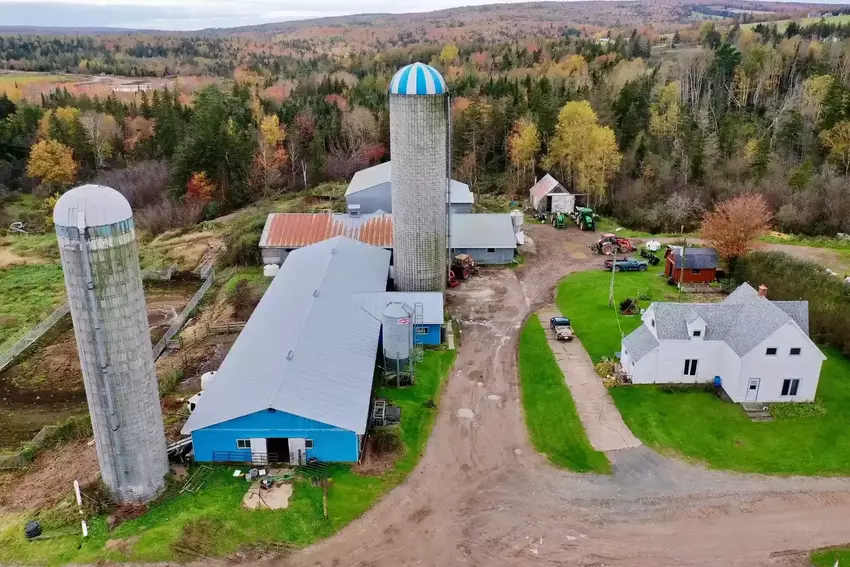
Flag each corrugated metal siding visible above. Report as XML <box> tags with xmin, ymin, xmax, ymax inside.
<box><xmin>192</xmin><ymin>409</ymin><xmax>359</xmax><ymax>463</ymax></box>
<box><xmin>452</xmin><ymin>247</ymin><xmax>515</xmax><ymax>265</ymax></box>
<box><xmin>261</xmin><ymin>213</ymin><xmax>394</xmax><ymax>249</ymax></box>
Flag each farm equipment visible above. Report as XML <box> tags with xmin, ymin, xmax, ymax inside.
<box><xmin>570</xmin><ymin>207</ymin><xmax>596</xmax><ymax>231</ymax></box>
<box><xmin>639</xmin><ymin>248</ymin><xmax>661</xmax><ymax>266</ymax></box>
<box><xmin>590</xmin><ymin>233</ymin><xmax>636</xmax><ymax>256</ymax></box>
<box><xmin>552</xmin><ymin>212</ymin><xmax>568</xmax><ymax>229</ymax></box>
<box><xmin>549</xmin><ymin>316</ymin><xmax>574</xmax><ymax>341</ymax></box>
<box><xmin>604</xmin><ymin>257</ymin><xmax>648</xmax><ymax>272</ymax></box>
<box><xmin>448</xmin><ymin>269</ymin><xmax>459</xmax><ymax>288</ymax></box>
<box><xmin>452</xmin><ymin>254</ymin><xmax>477</xmax><ymax>280</ymax></box>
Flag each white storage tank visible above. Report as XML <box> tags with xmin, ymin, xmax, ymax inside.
<box><xmin>263</xmin><ymin>264</ymin><xmax>279</xmax><ymax>278</ymax></box>
<box><xmin>200</xmin><ymin>371</ymin><xmax>217</xmax><ymax>390</ymax></box>
<box><xmin>510</xmin><ymin>210</ymin><xmax>524</xmax><ymax>232</ymax></box>
<box><xmin>54</xmin><ymin>184</ymin><xmax>168</xmax><ymax>503</ymax></box>
<box><xmin>382</xmin><ymin>302</ymin><xmax>412</xmax><ymax>370</ymax></box>
<box><xmin>389</xmin><ymin>62</ymin><xmax>448</xmax><ymax>292</ymax></box>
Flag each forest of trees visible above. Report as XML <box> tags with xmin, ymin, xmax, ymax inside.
<box><xmin>2</xmin><ymin>23</ymin><xmax>850</xmax><ymax>237</ymax></box>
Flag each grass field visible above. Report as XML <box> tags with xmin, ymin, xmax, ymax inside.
<box><xmin>0</xmin><ymin>73</ymin><xmax>75</xmax><ymax>86</ymax></box>
<box><xmin>518</xmin><ymin>317</ymin><xmax>610</xmax><ymax>473</ymax></box>
<box><xmin>0</xmin><ymin>263</ymin><xmax>67</xmax><ymax>352</ymax></box>
<box><xmin>556</xmin><ymin>267</ymin><xmax>850</xmax><ymax>476</ymax></box>
<box><xmin>555</xmin><ymin>263</ymin><xmax>687</xmax><ymax>363</ymax></box>
<box><xmin>0</xmin><ymin>349</ymin><xmax>456</xmax><ymax>564</ymax></box>
<box><xmin>741</xmin><ymin>14</ymin><xmax>850</xmax><ymax>30</ymax></box>
<box><xmin>811</xmin><ymin>546</ymin><xmax>850</xmax><ymax>566</ymax></box>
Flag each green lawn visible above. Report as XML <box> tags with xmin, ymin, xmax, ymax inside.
<box><xmin>812</xmin><ymin>546</ymin><xmax>850</xmax><ymax>566</ymax></box>
<box><xmin>556</xmin><ymin>267</ymin><xmax>850</xmax><ymax>476</ymax></box>
<box><xmin>0</xmin><ymin>264</ymin><xmax>67</xmax><ymax>351</ymax></box>
<box><xmin>0</xmin><ymin>349</ymin><xmax>456</xmax><ymax>564</ymax></box>
<box><xmin>518</xmin><ymin>317</ymin><xmax>610</xmax><ymax>473</ymax></box>
<box><xmin>556</xmin><ymin>263</ymin><xmax>686</xmax><ymax>363</ymax></box>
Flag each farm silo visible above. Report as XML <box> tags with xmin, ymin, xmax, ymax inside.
<box><xmin>389</xmin><ymin>62</ymin><xmax>449</xmax><ymax>291</ymax></box>
<box><xmin>54</xmin><ymin>185</ymin><xmax>168</xmax><ymax>503</ymax></box>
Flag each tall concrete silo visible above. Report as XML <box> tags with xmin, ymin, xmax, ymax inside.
<box><xmin>389</xmin><ymin>62</ymin><xmax>448</xmax><ymax>291</ymax></box>
<box><xmin>54</xmin><ymin>185</ymin><xmax>168</xmax><ymax>503</ymax></box>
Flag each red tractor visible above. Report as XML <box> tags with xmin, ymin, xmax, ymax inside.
<box><xmin>590</xmin><ymin>233</ymin><xmax>636</xmax><ymax>256</ymax></box>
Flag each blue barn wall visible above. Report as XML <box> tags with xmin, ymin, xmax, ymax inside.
<box><xmin>414</xmin><ymin>323</ymin><xmax>441</xmax><ymax>345</ymax></box>
<box><xmin>452</xmin><ymin>247</ymin><xmax>515</xmax><ymax>265</ymax></box>
<box><xmin>192</xmin><ymin>409</ymin><xmax>360</xmax><ymax>463</ymax></box>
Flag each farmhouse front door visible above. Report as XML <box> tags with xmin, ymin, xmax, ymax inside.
<box><xmin>745</xmin><ymin>378</ymin><xmax>760</xmax><ymax>402</ymax></box>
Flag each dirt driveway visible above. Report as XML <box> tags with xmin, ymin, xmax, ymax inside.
<box><xmin>267</xmin><ymin>225</ymin><xmax>850</xmax><ymax>566</ymax></box>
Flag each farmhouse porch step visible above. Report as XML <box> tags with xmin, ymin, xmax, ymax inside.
<box><xmin>741</xmin><ymin>403</ymin><xmax>774</xmax><ymax>422</ymax></box>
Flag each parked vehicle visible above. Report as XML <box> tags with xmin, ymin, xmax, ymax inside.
<box><xmin>590</xmin><ymin>233</ymin><xmax>636</xmax><ymax>255</ymax></box>
<box><xmin>552</xmin><ymin>212</ymin><xmax>568</xmax><ymax>229</ymax></box>
<box><xmin>452</xmin><ymin>254</ymin><xmax>477</xmax><ymax>280</ymax></box>
<box><xmin>604</xmin><ymin>257</ymin><xmax>648</xmax><ymax>272</ymax></box>
<box><xmin>549</xmin><ymin>316</ymin><xmax>574</xmax><ymax>341</ymax></box>
<box><xmin>639</xmin><ymin>248</ymin><xmax>661</xmax><ymax>266</ymax></box>
<box><xmin>570</xmin><ymin>207</ymin><xmax>596</xmax><ymax>231</ymax></box>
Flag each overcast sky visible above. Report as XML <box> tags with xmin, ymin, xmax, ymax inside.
<box><xmin>0</xmin><ymin>0</ymin><xmax>846</xmax><ymax>31</ymax></box>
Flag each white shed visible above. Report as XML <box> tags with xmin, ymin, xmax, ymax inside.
<box><xmin>529</xmin><ymin>174</ymin><xmax>575</xmax><ymax>214</ymax></box>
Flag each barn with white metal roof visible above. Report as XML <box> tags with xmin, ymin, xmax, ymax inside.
<box><xmin>345</xmin><ymin>161</ymin><xmax>474</xmax><ymax>214</ymax></box>
<box><xmin>182</xmin><ymin>236</ymin><xmax>392</xmax><ymax>464</ymax></box>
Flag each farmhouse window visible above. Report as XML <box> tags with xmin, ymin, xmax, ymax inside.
<box><xmin>236</xmin><ymin>439</ymin><xmax>251</xmax><ymax>449</ymax></box>
<box><xmin>766</xmin><ymin>347</ymin><xmax>778</xmax><ymax>356</ymax></box>
<box><xmin>781</xmin><ymin>379</ymin><xmax>800</xmax><ymax>396</ymax></box>
<box><xmin>692</xmin><ymin>330</ymin><xmax>702</xmax><ymax>337</ymax></box>
<box><xmin>683</xmin><ymin>359</ymin><xmax>698</xmax><ymax>376</ymax></box>
<box><xmin>790</xmin><ymin>348</ymin><xmax>801</xmax><ymax>356</ymax></box>
<box><xmin>305</xmin><ymin>439</ymin><xmax>314</xmax><ymax>449</ymax></box>
<box><xmin>651</xmin><ymin>319</ymin><xmax>655</xmax><ymax>328</ymax></box>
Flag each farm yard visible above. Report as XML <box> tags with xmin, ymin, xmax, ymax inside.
<box><xmin>555</xmin><ymin>262</ymin><xmax>850</xmax><ymax>476</ymax></box>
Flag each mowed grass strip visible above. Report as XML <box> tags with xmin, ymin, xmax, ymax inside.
<box><xmin>0</xmin><ymin>349</ymin><xmax>456</xmax><ymax>564</ymax></box>
<box><xmin>518</xmin><ymin>317</ymin><xmax>610</xmax><ymax>474</ymax></box>
<box><xmin>811</xmin><ymin>546</ymin><xmax>850</xmax><ymax>566</ymax></box>
<box><xmin>557</xmin><ymin>267</ymin><xmax>850</xmax><ymax>476</ymax></box>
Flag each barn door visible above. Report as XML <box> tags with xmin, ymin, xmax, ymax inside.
<box><xmin>250</xmin><ymin>438</ymin><xmax>267</xmax><ymax>466</ymax></box>
<box><xmin>288</xmin><ymin>438</ymin><xmax>306</xmax><ymax>465</ymax></box>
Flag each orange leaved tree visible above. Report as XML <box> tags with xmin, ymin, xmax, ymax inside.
<box><xmin>700</xmin><ymin>194</ymin><xmax>773</xmax><ymax>267</ymax></box>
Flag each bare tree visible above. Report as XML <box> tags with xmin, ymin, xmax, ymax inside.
<box><xmin>80</xmin><ymin>111</ymin><xmax>120</xmax><ymax>169</ymax></box>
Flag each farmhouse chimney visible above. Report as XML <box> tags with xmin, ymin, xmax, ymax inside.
<box><xmin>758</xmin><ymin>284</ymin><xmax>768</xmax><ymax>298</ymax></box>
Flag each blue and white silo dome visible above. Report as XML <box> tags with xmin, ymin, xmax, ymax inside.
<box><xmin>389</xmin><ymin>62</ymin><xmax>447</xmax><ymax>96</ymax></box>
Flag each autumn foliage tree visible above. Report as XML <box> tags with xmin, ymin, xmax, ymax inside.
<box><xmin>251</xmin><ymin>114</ymin><xmax>288</xmax><ymax>195</ymax></box>
<box><xmin>507</xmin><ymin>117</ymin><xmax>540</xmax><ymax>191</ymax></box>
<box><xmin>701</xmin><ymin>194</ymin><xmax>773</xmax><ymax>265</ymax></box>
<box><xmin>186</xmin><ymin>171</ymin><xmax>214</xmax><ymax>204</ymax></box>
<box><xmin>543</xmin><ymin>101</ymin><xmax>621</xmax><ymax>204</ymax></box>
<box><xmin>26</xmin><ymin>139</ymin><xmax>77</xmax><ymax>190</ymax></box>
<box><xmin>820</xmin><ymin>121</ymin><xmax>850</xmax><ymax>176</ymax></box>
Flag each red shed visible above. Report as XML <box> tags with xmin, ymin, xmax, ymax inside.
<box><xmin>664</xmin><ymin>247</ymin><xmax>718</xmax><ymax>284</ymax></box>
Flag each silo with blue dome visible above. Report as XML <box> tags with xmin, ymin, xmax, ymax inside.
<box><xmin>388</xmin><ymin>62</ymin><xmax>449</xmax><ymax>292</ymax></box>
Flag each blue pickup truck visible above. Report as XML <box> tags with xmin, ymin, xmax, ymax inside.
<box><xmin>603</xmin><ymin>257</ymin><xmax>648</xmax><ymax>272</ymax></box>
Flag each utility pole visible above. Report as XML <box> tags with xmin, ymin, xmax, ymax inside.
<box><xmin>608</xmin><ymin>245</ymin><xmax>617</xmax><ymax>308</ymax></box>
<box><xmin>678</xmin><ymin>225</ymin><xmax>686</xmax><ymax>300</ymax></box>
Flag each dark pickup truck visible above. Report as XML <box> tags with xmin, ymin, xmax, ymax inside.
<box><xmin>604</xmin><ymin>257</ymin><xmax>648</xmax><ymax>272</ymax></box>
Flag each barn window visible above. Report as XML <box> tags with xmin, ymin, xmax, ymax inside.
<box><xmin>691</xmin><ymin>269</ymin><xmax>701</xmax><ymax>275</ymax></box>
<box><xmin>781</xmin><ymin>379</ymin><xmax>800</xmax><ymax>396</ymax></box>
<box><xmin>305</xmin><ymin>439</ymin><xmax>314</xmax><ymax>449</ymax></box>
<box><xmin>790</xmin><ymin>348</ymin><xmax>801</xmax><ymax>356</ymax></box>
<box><xmin>416</xmin><ymin>327</ymin><xmax>429</xmax><ymax>335</ymax></box>
<box><xmin>766</xmin><ymin>347</ymin><xmax>778</xmax><ymax>356</ymax></box>
<box><xmin>487</xmin><ymin>248</ymin><xmax>496</xmax><ymax>253</ymax></box>
<box><xmin>236</xmin><ymin>439</ymin><xmax>251</xmax><ymax>449</ymax></box>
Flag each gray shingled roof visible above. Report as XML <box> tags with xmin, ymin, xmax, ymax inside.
<box><xmin>624</xmin><ymin>283</ymin><xmax>819</xmax><ymax>361</ymax></box>
<box><xmin>670</xmin><ymin>247</ymin><xmax>718</xmax><ymax>270</ymax></box>
<box><xmin>345</xmin><ymin>161</ymin><xmax>474</xmax><ymax>204</ymax></box>
<box><xmin>182</xmin><ymin>237</ymin><xmax>391</xmax><ymax>435</ymax></box>
<box><xmin>622</xmin><ymin>324</ymin><xmax>659</xmax><ymax>362</ymax></box>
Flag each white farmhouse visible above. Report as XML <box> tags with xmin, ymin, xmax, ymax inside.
<box><xmin>620</xmin><ymin>283</ymin><xmax>825</xmax><ymax>403</ymax></box>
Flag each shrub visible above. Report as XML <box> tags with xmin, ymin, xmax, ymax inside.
<box><xmin>734</xmin><ymin>251</ymin><xmax>850</xmax><ymax>355</ymax></box>
<box><xmin>92</xmin><ymin>161</ymin><xmax>170</xmax><ymax>209</ymax></box>
<box><xmin>371</xmin><ymin>425</ymin><xmax>403</xmax><ymax>455</ymax></box>
<box><xmin>135</xmin><ymin>197</ymin><xmax>205</xmax><ymax>236</ymax></box>
<box><xmin>768</xmin><ymin>401</ymin><xmax>828</xmax><ymax>420</ymax></box>
<box><xmin>219</xmin><ymin>214</ymin><xmax>265</xmax><ymax>267</ymax></box>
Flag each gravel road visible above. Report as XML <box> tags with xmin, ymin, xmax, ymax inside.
<box><xmin>269</xmin><ymin>225</ymin><xmax>850</xmax><ymax>567</ymax></box>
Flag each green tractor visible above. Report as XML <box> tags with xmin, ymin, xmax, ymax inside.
<box><xmin>552</xmin><ymin>212</ymin><xmax>568</xmax><ymax>229</ymax></box>
<box><xmin>572</xmin><ymin>207</ymin><xmax>595</xmax><ymax>231</ymax></box>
